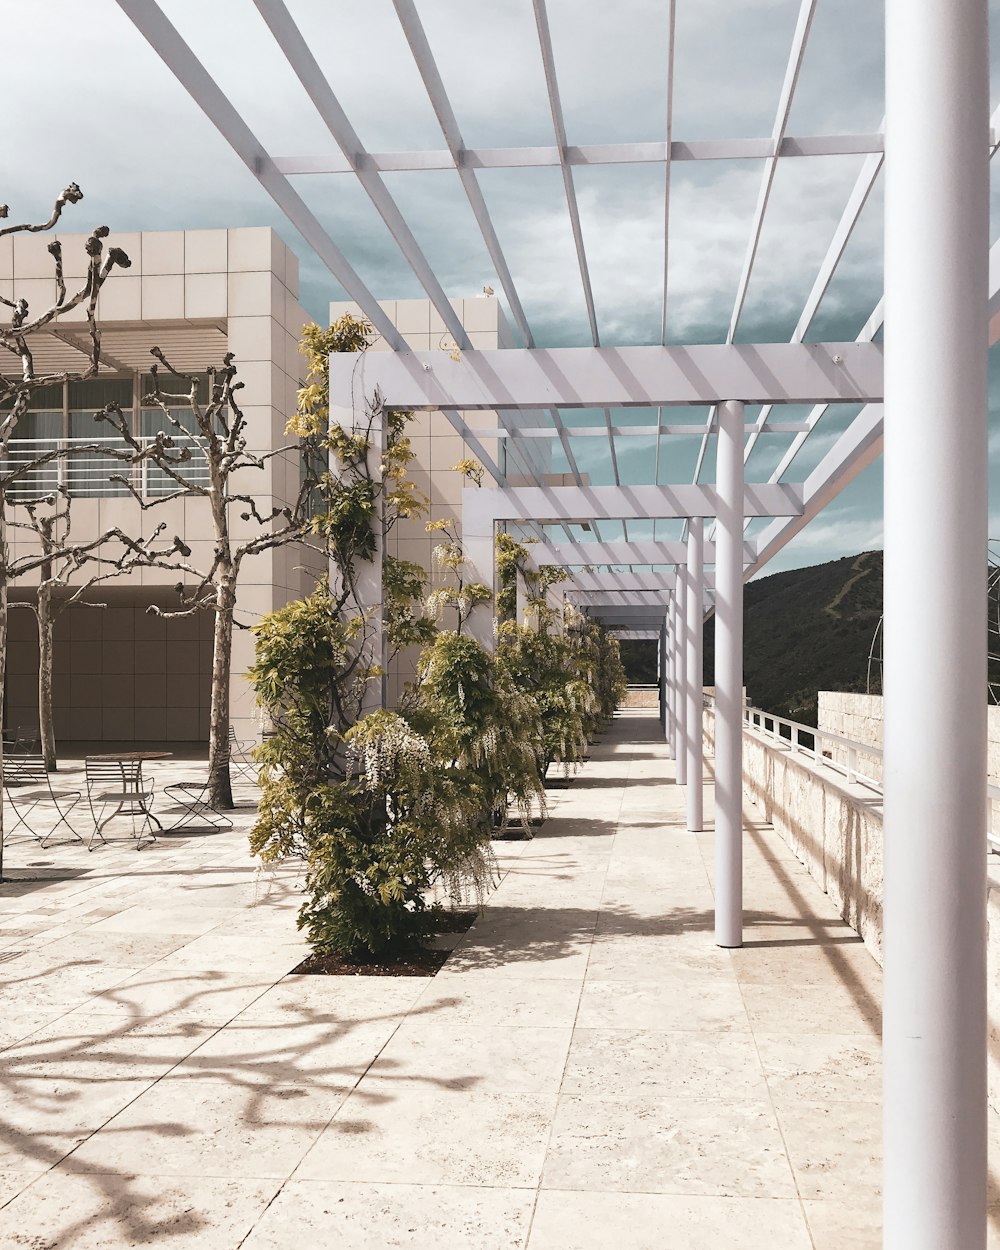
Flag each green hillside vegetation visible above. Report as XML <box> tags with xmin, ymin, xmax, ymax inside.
<box><xmin>703</xmin><ymin>549</ymin><xmax>884</xmax><ymax>726</ymax></box>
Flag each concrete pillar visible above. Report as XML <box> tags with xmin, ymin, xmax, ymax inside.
<box><xmin>664</xmin><ymin>597</ymin><xmax>675</xmax><ymax>754</ymax></box>
<box><xmin>685</xmin><ymin>519</ymin><xmax>704</xmax><ymax>831</ymax></box>
<box><xmin>658</xmin><ymin>622</ymin><xmax>667</xmax><ymax>736</ymax></box>
<box><xmin>460</xmin><ymin>487</ymin><xmax>495</xmax><ymax>650</ymax></box>
<box><xmin>883</xmin><ymin>0</ymin><xmax>989</xmax><ymax>1244</ymax></box>
<box><xmin>714</xmin><ymin>400</ymin><xmax>744</xmax><ymax>949</ymax></box>
<box><xmin>674</xmin><ymin>577</ymin><xmax>687</xmax><ymax>786</ymax></box>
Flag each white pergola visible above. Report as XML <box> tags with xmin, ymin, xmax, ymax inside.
<box><xmin>117</xmin><ymin>0</ymin><xmax>993</xmax><ymax>1243</ymax></box>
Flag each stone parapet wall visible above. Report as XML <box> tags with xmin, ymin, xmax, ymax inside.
<box><xmin>706</xmin><ymin>707</ymin><xmax>885</xmax><ymax>963</ymax></box>
<box><xmin>623</xmin><ymin>688</ymin><xmax>659</xmax><ymax>708</ymax></box>
<box><xmin>816</xmin><ymin>691</ymin><xmax>885</xmax><ymax>783</ymax></box>
<box><xmin>709</xmin><ymin>703</ymin><xmax>1000</xmax><ymax>1113</ymax></box>
<box><xmin>818</xmin><ymin>689</ymin><xmax>1000</xmax><ymax>839</ymax></box>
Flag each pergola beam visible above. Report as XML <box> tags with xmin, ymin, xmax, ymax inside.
<box><xmin>525</xmin><ymin>540</ymin><xmax>756</xmax><ymax>565</ymax></box>
<box><xmin>272</xmin><ymin>134</ymin><xmax>892</xmax><ymax>176</ymax></box>
<box><xmin>467</xmin><ymin>483</ymin><xmax>802</xmax><ymax>524</ymax></box>
<box><xmin>568</xmin><ymin>573</ymin><xmax>683</xmax><ymax>593</ymax></box>
<box><xmin>337</xmin><ymin>343</ymin><xmax>883</xmax><ymax>411</ymax></box>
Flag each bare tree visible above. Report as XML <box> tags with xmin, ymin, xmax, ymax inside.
<box><xmin>99</xmin><ymin>351</ymin><xmax>319</xmax><ymax>809</ymax></box>
<box><xmin>0</xmin><ymin>186</ymin><xmax>145</xmax><ymax>874</ymax></box>
<box><xmin>9</xmin><ymin>488</ymin><xmax>186</xmax><ymax>770</ymax></box>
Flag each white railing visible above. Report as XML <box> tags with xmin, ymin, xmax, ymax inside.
<box><xmin>2</xmin><ymin>436</ymin><xmax>210</xmax><ymax>500</ymax></box>
<box><xmin>717</xmin><ymin>696</ymin><xmax>1000</xmax><ymax>854</ymax></box>
<box><xmin>742</xmin><ymin>703</ymin><xmax>884</xmax><ymax>793</ymax></box>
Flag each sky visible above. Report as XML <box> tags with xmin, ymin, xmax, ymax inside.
<box><xmin>3</xmin><ymin>0</ymin><xmax>1000</xmax><ymax>576</ymax></box>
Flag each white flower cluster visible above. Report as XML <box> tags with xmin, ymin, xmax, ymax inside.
<box><xmin>348</xmin><ymin>714</ymin><xmax>431</xmax><ymax>792</ymax></box>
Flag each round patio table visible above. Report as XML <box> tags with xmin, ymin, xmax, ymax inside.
<box><xmin>86</xmin><ymin>751</ymin><xmax>173</xmax><ymax>762</ymax></box>
<box><xmin>85</xmin><ymin>751</ymin><xmax>173</xmax><ymax>842</ymax></box>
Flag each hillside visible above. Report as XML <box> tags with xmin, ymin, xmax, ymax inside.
<box><xmin>703</xmin><ymin>549</ymin><xmax>884</xmax><ymax>725</ymax></box>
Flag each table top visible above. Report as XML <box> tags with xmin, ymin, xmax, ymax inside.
<box><xmin>86</xmin><ymin>751</ymin><xmax>174</xmax><ymax>762</ymax></box>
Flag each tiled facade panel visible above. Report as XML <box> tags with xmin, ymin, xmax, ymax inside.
<box><xmin>7</xmin><ymin>595</ymin><xmax>214</xmax><ymax>743</ymax></box>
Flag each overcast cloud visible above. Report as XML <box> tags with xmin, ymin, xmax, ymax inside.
<box><xmin>3</xmin><ymin>0</ymin><xmax>1000</xmax><ymax>575</ymax></box>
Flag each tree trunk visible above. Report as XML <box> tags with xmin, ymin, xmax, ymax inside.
<box><xmin>37</xmin><ymin>581</ymin><xmax>56</xmax><ymax>771</ymax></box>
<box><xmin>207</xmin><ymin>575</ymin><xmax>235</xmax><ymax>809</ymax></box>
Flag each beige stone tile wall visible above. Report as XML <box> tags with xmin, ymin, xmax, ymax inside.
<box><xmin>7</xmin><ymin>591</ymin><xmax>213</xmax><ymax>743</ymax></box>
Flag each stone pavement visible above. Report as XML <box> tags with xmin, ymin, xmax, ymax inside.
<box><xmin>0</xmin><ymin>711</ymin><xmax>992</xmax><ymax>1247</ymax></box>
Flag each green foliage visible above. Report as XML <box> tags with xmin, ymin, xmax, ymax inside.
<box><xmin>298</xmin><ymin>710</ymin><xmax>494</xmax><ymax>956</ymax></box>
<box><xmin>248</xmin><ymin>580</ymin><xmax>368</xmax><ymax>864</ymax></box>
<box><xmin>384</xmin><ymin>556</ymin><xmax>437</xmax><ymax>655</ymax></box>
<box><xmin>569</xmin><ymin>611</ymin><xmax>628</xmax><ymax>725</ymax></box>
<box><xmin>495</xmin><ymin>620</ymin><xmax>595</xmax><ymax>776</ymax></box>
<box><xmin>290</xmin><ymin>316</ymin><xmax>372</xmax><ymax>439</ymax></box>
<box><xmin>425</xmin><ymin>516</ymin><xmax>493</xmax><ymax>633</ymax></box>
<box><xmin>495</xmin><ymin>531</ymin><xmax>529</xmax><ymax>622</ymax></box>
<box><xmin>409</xmin><ymin>630</ymin><xmax>547</xmax><ymax>832</ymax></box>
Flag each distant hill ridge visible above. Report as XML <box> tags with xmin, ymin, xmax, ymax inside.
<box><xmin>703</xmin><ymin>549</ymin><xmax>884</xmax><ymax>726</ymax></box>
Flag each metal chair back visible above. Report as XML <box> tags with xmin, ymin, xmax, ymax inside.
<box><xmin>4</xmin><ymin>754</ymin><xmax>47</xmax><ymax>788</ymax></box>
<box><xmin>86</xmin><ymin>758</ymin><xmax>142</xmax><ymax>792</ymax></box>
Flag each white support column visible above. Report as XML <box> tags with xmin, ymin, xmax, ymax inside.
<box><xmin>714</xmin><ymin>400</ymin><xmax>744</xmax><ymax>948</ymax></box>
<box><xmin>664</xmin><ymin>600</ymin><xmax>675</xmax><ymax>754</ymax></box>
<box><xmin>332</xmin><ymin>400</ymin><xmax>385</xmax><ymax>714</ymax></box>
<box><xmin>685</xmin><ymin>519</ymin><xmax>704</xmax><ymax>831</ymax></box>
<box><xmin>883</xmin><ymin>1</ymin><xmax>989</xmax><ymax>1246</ymax></box>
<box><xmin>460</xmin><ymin>488</ymin><xmax>497</xmax><ymax>650</ymax></box>
<box><xmin>657</xmin><ymin>624</ymin><xmax>665</xmax><ymax>733</ymax></box>
<box><xmin>673</xmin><ymin>583</ymin><xmax>687</xmax><ymax>785</ymax></box>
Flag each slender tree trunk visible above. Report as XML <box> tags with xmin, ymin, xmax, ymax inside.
<box><xmin>207</xmin><ymin>574</ymin><xmax>235</xmax><ymax>809</ymax></box>
<box><xmin>37</xmin><ymin>579</ymin><xmax>56</xmax><ymax>771</ymax></box>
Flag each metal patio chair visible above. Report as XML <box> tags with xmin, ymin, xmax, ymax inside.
<box><xmin>3</xmin><ymin>755</ymin><xmax>83</xmax><ymax>846</ymax></box>
<box><xmin>85</xmin><ymin>757</ymin><xmax>160</xmax><ymax>850</ymax></box>
<box><xmin>227</xmin><ymin>724</ymin><xmax>259</xmax><ymax>785</ymax></box>
<box><xmin>162</xmin><ymin>775</ymin><xmax>234</xmax><ymax>834</ymax></box>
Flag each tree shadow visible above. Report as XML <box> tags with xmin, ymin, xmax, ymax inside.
<box><xmin>0</xmin><ymin>948</ymin><xmax>466</xmax><ymax>1247</ymax></box>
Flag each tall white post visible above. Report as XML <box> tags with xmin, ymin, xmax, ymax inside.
<box><xmin>685</xmin><ymin>519</ymin><xmax>704</xmax><ymax>832</ymax></box>
<box><xmin>460</xmin><ymin>488</ymin><xmax>496</xmax><ymax>650</ymax></box>
<box><xmin>714</xmin><ymin>400</ymin><xmax>744</xmax><ymax>948</ymax></box>
<box><xmin>658</xmin><ymin>623</ymin><xmax>667</xmax><ymax>737</ymax></box>
<box><xmin>665</xmin><ymin>595</ymin><xmax>676</xmax><ymax>755</ymax></box>
<box><xmin>673</xmin><ymin>582</ymin><xmax>687</xmax><ymax>786</ymax></box>
<box><xmin>883</xmin><ymin>1</ymin><xmax>989</xmax><ymax>1246</ymax></box>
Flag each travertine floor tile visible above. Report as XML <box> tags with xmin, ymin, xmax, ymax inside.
<box><xmin>171</xmin><ymin>1017</ymin><xmax>400</xmax><ymax>1088</ymax></box>
<box><xmin>575</xmin><ymin>977</ymin><xmax>750</xmax><ymax>1032</ymax></box>
<box><xmin>0</xmin><ymin>1172</ymin><xmax>282</xmax><ymax>1249</ymax></box>
<box><xmin>528</xmin><ymin>1190</ymin><xmax>813</xmax><ymax>1249</ymax></box>
<box><xmin>366</xmin><ymin>1021</ymin><xmax>573</xmax><ymax>1094</ymax></box>
<box><xmin>296</xmin><ymin>1089</ymin><xmax>557</xmax><ymax>1188</ymax></box>
<box><xmin>772</xmin><ymin>1097</ymin><xmax>881</xmax><ymax>1200</ymax></box>
<box><xmin>541</xmin><ymin>1095</ymin><xmax>797</xmax><ymax>1198</ymax></box>
<box><xmin>756</xmin><ymin>1032</ymin><xmax>882</xmax><ymax>1102</ymax></box>
<box><xmin>562</xmin><ymin>1029</ymin><xmax>768</xmax><ymax>1099</ymax></box>
<box><xmin>62</xmin><ymin>1078</ymin><xmax>347</xmax><ymax>1179</ymax></box>
<box><xmin>414</xmin><ymin>974</ymin><xmax>582</xmax><ymax>1027</ymax></box>
<box><xmin>243</xmin><ymin>1180</ymin><xmax>535</xmax><ymax>1249</ymax></box>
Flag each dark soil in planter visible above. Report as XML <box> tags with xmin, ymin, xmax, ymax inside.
<box><xmin>290</xmin><ymin>909</ymin><xmax>478</xmax><ymax>977</ymax></box>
